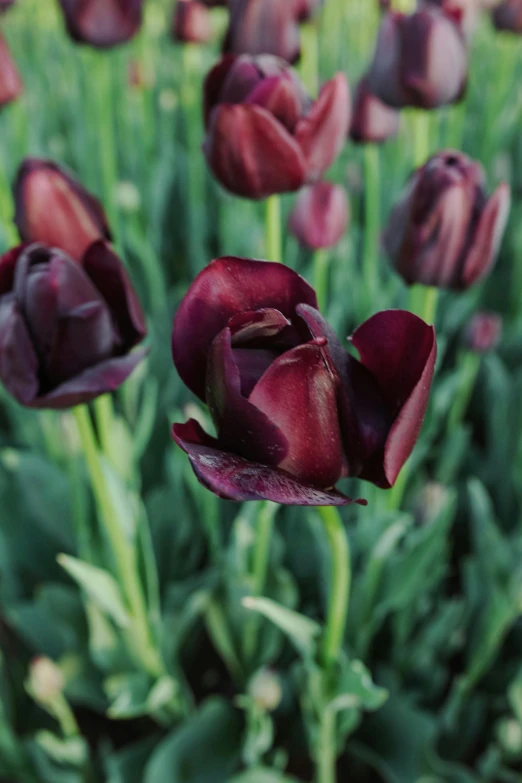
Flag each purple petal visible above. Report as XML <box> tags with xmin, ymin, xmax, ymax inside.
<box><xmin>203</xmin><ymin>54</ymin><xmax>240</xmax><ymax>126</ymax></box>
<box><xmin>246</xmin><ymin>75</ymin><xmax>302</xmax><ymax>132</ymax></box>
<box><xmin>0</xmin><ymin>245</ymin><xmax>26</xmax><ymax>296</ymax></box>
<box><xmin>367</xmin><ymin>13</ymin><xmax>404</xmax><ymax>107</ymax></box>
<box><xmin>288</xmin><ymin>182</ymin><xmax>349</xmax><ymax>250</ymax></box>
<box><xmin>0</xmin><ymin>32</ymin><xmax>22</xmax><ymax>108</ymax></box>
<box><xmin>349</xmin><ymin>75</ymin><xmax>400</xmax><ymax>144</ymax></box>
<box><xmin>0</xmin><ymin>296</ymin><xmax>39</xmax><ymax>405</ymax></box>
<box><xmin>462</xmin><ymin>182</ymin><xmax>511</xmax><ymax>288</ymax></box>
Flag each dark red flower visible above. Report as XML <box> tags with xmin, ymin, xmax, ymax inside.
<box><xmin>171</xmin><ymin>257</ymin><xmax>436</xmax><ymax>505</ymax></box>
<box><xmin>368</xmin><ymin>6</ymin><xmax>468</xmax><ymax>109</ymax></box>
<box><xmin>14</xmin><ymin>158</ymin><xmax>111</xmax><ymax>263</ymax></box>
<box><xmin>423</xmin><ymin>0</ymin><xmax>479</xmax><ymax>37</ymax></box>
<box><xmin>492</xmin><ymin>0</ymin><xmax>522</xmax><ymax>32</ymax></box>
<box><xmin>0</xmin><ymin>241</ymin><xmax>147</xmax><ymax>408</ymax></box>
<box><xmin>57</xmin><ymin>0</ymin><xmax>143</xmax><ymax>48</ymax></box>
<box><xmin>203</xmin><ymin>54</ymin><xmax>350</xmax><ymax>199</ymax></box>
<box><xmin>224</xmin><ymin>0</ymin><xmax>311</xmax><ymax>63</ymax></box>
<box><xmin>349</xmin><ymin>75</ymin><xmax>400</xmax><ymax>144</ymax></box>
<box><xmin>172</xmin><ymin>0</ymin><xmax>213</xmax><ymax>44</ymax></box>
<box><xmin>383</xmin><ymin>150</ymin><xmax>511</xmax><ymax>289</ymax></box>
<box><xmin>288</xmin><ymin>182</ymin><xmax>349</xmax><ymax>249</ymax></box>
<box><xmin>0</xmin><ymin>33</ymin><xmax>22</xmax><ymax>108</ymax></box>
<box><xmin>0</xmin><ymin>0</ymin><xmax>15</xmax><ymax>12</ymax></box>
<box><xmin>464</xmin><ymin>311</ymin><xmax>502</xmax><ymax>352</ymax></box>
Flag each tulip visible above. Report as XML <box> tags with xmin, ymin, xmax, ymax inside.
<box><xmin>172</xmin><ymin>0</ymin><xmax>213</xmax><ymax>44</ymax></box>
<box><xmin>464</xmin><ymin>311</ymin><xmax>502</xmax><ymax>352</ymax></box>
<box><xmin>492</xmin><ymin>0</ymin><xmax>522</xmax><ymax>32</ymax></box>
<box><xmin>224</xmin><ymin>0</ymin><xmax>304</xmax><ymax>63</ymax></box>
<box><xmin>0</xmin><ymin>33</ymin><xmax>22</xmax><ymax>109</ymax></box>
<box><xmin>422</xmin><ymin>0</ymin><xmax>479</xmax><ymax>38</ymax></box>
<box><xmin>0</xmin><ymin>0</ymin><xmax>15</xmax><ymax>11</ymax></box>
<box><xmin>383</xmin><ymin>150</ymin><xmax>511</xmax><ymax>289</ymax></box>
<box><xmin>171</xmin><ymin>256</ymin><xmax>436</xmax><ymax>505</ymax></box>
<box><xmin>289</xmin><ymin>182</ymin><xmax>349</xmax><ymax>249</ymax></box>
<box><xmin>57</xmin><ymin>0</ymin><xmax>143</xmax><ymax>48</ymax></box>
<box><xmin>349</xmin><ymin>76</ymin><xmax>400</xmax><ymax>144</ymax></box>
<box><xmin>14</xmin><ymin>158</ymin><xmax>111</xmax><ymax>263</ymax></box>
<box><xmin>368</xmin><ymin>5</ymin><xmax>468</xmax><ymax>109</ymax></box>
<box><xmin>0</xmin><ymin>241</ymin><xmax>147</xmax><ymax>408</ymax></box>
<box><xmin>203</xmin><ymin>55</ymin><xmax>350</xmax><ymax>199</ymax></box>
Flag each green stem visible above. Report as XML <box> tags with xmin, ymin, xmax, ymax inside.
<box><xmin>300</xmin><ymin>22</ymin><xmax>319</xmax><ymax>95</ymax></box>
<box><xmin>73</xmin><ymin>405</ymin><xmax>162</xmax><ymax>677</ymax></box>
<box><xmin>182</xmin><ymin>43</ymin><xmax>205</xmax><ymax>275</ymax></box>
<box><xmin>93</xmin><ymin>395</ymin><xmax>114</xmax><ymax>464</ymax></box>
<box><xmin>89</xmin><ymin>51</ymin><xmax>119</xmax><ymax>238</ymax></box>
<box><xmin>314</xmin><ymin>249</ymin><xmax>330</xmax><ymax>312</ymax></box>
<box><xmin>52</xmin><ymin>694</ymin><xmax>80</xmax><ymax>739</ymax></box>
<box><xmin>412</xmin><ymin>109</ymin><xmax>431</xmax><ymax>168</ymax></box>
<box><xmin>317</xmin><ymin>506</ymin><xmax>351</xmax><ymax>669</ymax></box>
<box><xmin>244</xmin><ymin>502</ymin><xmax>278</xmax><ymax>663</ymax></box>
<box><xmin>362</xmin><ymin>143</ymin><xmax>380</xmax><ymax>297</ymax></box>
<box><xmin>447</xmin><ymin>352</ymin><xmax>481</xmax><ymax>432</ymax></box>
<box><xmin>316</xmin><ymin>710</ymin><xmax>337</xmax><ymax>783</ymax></box>
<box><xmin>265</xmin><ymin>195</ymin><xmax>282</xmax><ymax>263</ymax></box>
<box><xmin>408</xmin><ymin>284</ymin><xmax>439</xmax><ymax>324</ymax></box>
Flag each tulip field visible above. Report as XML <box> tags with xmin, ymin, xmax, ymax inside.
<box><xmin>3</xmin><ymin>0</ymin><xmax>522</xmax><ymax>781</ymax></box>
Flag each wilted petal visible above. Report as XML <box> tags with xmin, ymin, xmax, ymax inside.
<box><xmin>204</xmin><ymin>103</ymin><xmax>306</xmax><ymax>198</ymax></box>
<box><xmin>0</xmin><ymin>32</ymin><xmax>22</xmax><ymax>108</ymax></box>
<box><xmin>289</xmin><ymin>182</ymin><xmax>349</xmax><ymax>249</ymax></box>
<box><xmin>172</xmin><ymin>419</ymin><xmax>361</xmax><ymax>505</ymax></box>
<box><xmin>0</xmin><ymin>295</ymin><xmax>38</xmax><ymax>405</ymax></box>
<box><xmin>462</xmin><ymin>182</ymin><xmax>511</xmax><ymax>288</ymax></box>
<box><xmin>172</xmin><ymin>256</ymin><xmax>317</xmax><ymax>399</ymax></box>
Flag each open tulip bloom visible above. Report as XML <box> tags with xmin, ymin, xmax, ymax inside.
<box><xmin>203</xmin><ymin>54</ymin><xmax>351</xmax><ymax>199</ymax></box>
<box><xmin>171</xmin><ymin>257</ymin><xmax>436</xmax><ymax>506</ymax></box>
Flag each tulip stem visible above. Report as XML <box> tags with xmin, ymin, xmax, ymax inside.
<box><xmin>447</xmin><ymin>351</ymin><xmax>481</xmax><ymax>433</ymax></box>
<box><xmin>73</xmin><ymin>404</ymin><xmax>162</xmax><ymax>678</ymax></box>
<box><xmin>300</xmin><ymin>22</ymin><xmax>319</xmax><ymax>96</ymax></box>
<box><xmin>314</xmin><ymin>249</ymin><xmax>330</xmax><ymax>312</ymax></box>
<box><xmin>316</xmin><ymin>710</ymin><xmax>337</xmax><ymax>783</ymax></box>
<box><xmin>318</xmin><ymin>505</ymin><xmax>351</xmax><ymax>670</ymax></box>
<box><xmin>244</xmin><ymin>501</ymin><xmax>278</xmax><ymax>663</ymax></box>
<box><xmin>408</xmin><ymin>284</ymin><xmax>438</xmax><ymax>325</ymax></box>
<box><xmin>362</xmin><ymin>143</ymin><xmax>381</xmax><ymax>300</ymax></box>
<box><xmin>93</xmin><ymin>394</ymin><xmax>115</xmax><ymax>466</ymax></box>
<box><xmin>265</xmin><ymin>195</ymin><xmax>282</xmax><ymax>263</ymax></box>
<box><xmin>412</xmin><ymin>109</ymin><xmax>431</xmax><ymax>168</ymax></box>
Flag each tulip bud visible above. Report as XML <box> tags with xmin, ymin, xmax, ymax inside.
<box><xmin>368</xmin><ymin>6</ymin><xmax>468</xmax><ymax>109</ymax></box>
<box><xmin>248</xmin><ymin>668</ymin><xmax>283</xmax><ymax>712</ymax></box>
<box><xmin>57</xmin><ymin>0</ymin><xmax>143</xmax><ymax>48</ymax></box>
<box><xmin>463</xmin><ymin>311</ymin><xmax>502</xmax><ymax>353</ymax></box>
<box><xmin>349</xmin><ymin>76</ymin><xmax>400</xmax><ymax>144</ymax></box>
<box><xmin>224</xmin><ymin>0</ymin><xmax>304</xmax><ymax>63</ymax></box>
<box><xmin>289</xmin><ymin>182</ymin><xmax>349</xmax><ymax>249</ymax></box>
<box><xmin>422</xmin><ymin>0</ymin><xmax>479</xmax><ymax>38</ymax></box>
<box><xmin>0</xmin><ymin>33</ymin><xmax>22</xmax><ymax>109</ymax></box>
<box><xmin>172</xmin><ymin>0</ymin><xmax>213</xmax><ymax>44</ymax></box>
<box><xmin>492</xmin><ymin>0</ymin><xmax>522</xmax><ymax>32</ymax></box>
<box><xmin>14</xmin><ymin>158</ymin><xmax>111</xmax><ymax>263</ymax></box>
<box><xmin>28</xmin><ymin>657</ymin><xmax>64</xmax><ymax>705</ymax></box>
<box><xmin>383</xmin><ymin>150</ymin><xmax>511</xmax><ymax>289</ymax></box>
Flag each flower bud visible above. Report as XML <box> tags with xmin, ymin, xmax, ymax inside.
<box><xmin>289</xmin><ymin>181</ymin><xmax>349</xmax><ymax>249</ymax></box>
<box><xmin>248</xmin><ymin>668</ymin><xmax>283</xmax><ymax>712</ymax></box>
<box><xmin>349</xmin><ymin>76</ymin><xmax>400</xmax><ymax>144</ymax></box>
<box><xmin>57</xmin><ymin>0</ymin><xmax>143</xmax><ymax>48</ymax></box>
<box><xmin>422</xmin><ymin>0</ymin><xmax>479</xmax><ymax>38</ymax></box>
<box><xmin>224</xmin><ymin>0</ymin><xmax>306</xmax><ymax>63</ymax></box>
<box><xmin>28</xmin><ymin>657</ymin><xmax>64</xmax><ymax>705</ymax></box>
<box><xmin>172</xmin><ymin>0</ymin><xmax>213</xmax><ymax>44</ymax></box>
<box><xmin>368</xmin><ymin>6</ymin><xmax>468</xmax><ymax>109</ymax></box>
<box><xmin>14</xmin><ymin>158</ymin><xmax>111</xmax><ymax>263</ymax></box>
<box><xmin>463</xmin><ymin>311</ymin><xmax>502</xmax><ymax>353</ymax></box>
<box><xmin>383</xmin><ymin>150</ymin><xmax>511</xmax><ymax>289</ymax></box>
<box><xmin>492</xmin><ymin>0</ymin><xmax>522</xmax><ymax>32</ymax></box>
<box><xmin>0</xmin><ymin>33</ymin><xmax>22</xmax><ymax>109</ymax></box>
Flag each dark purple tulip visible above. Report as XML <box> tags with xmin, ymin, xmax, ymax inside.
<box><xmin>172</xmin><ymin>0</ymin><xmax>213</xmax><ymax>44</ymax></box>
<box><xmin>171</xmin><ymin>257</ymin><xmax>436</xmax><ymax>505</ymax></box>
<box><xmin>14</xmin><ymin>159</ymin><xmax>111</xmax><ymax>263</ymax></box>
<box><xmin>203</xmin><ymin>54</ymin><xmax>350</xmax><ymax>199</ymax></box>
<box><xmin>0</xmin><ymin>33</ymin><xmax>22</xmax><ymax>109</ymax></box>
<box><xmin>349</xmin><ymin>76</ymin><xmax>400</xmax><ymax>144</ymax></box>
<box><xmin>0</xmin><ymin>241</ymin><xmax>147</xmax><ymax>409</ymax></box>
<box><xmin>464</xmin><ymin>311</ymin><xmax>502</xmax><ymax>352</ymax></box>
<box><xmin>57</xmin><ymin>0</ymin><xmax>143</xmax><ymax>48</ymax></box>
<box><xmin>383</xmin><ymin>150</ymin><xmax>511</xmax><ymax>289</ymax></box>
<box><xmin>422</xmin><ymin>0</ymin><xmax>478</xmax><ymax>37</ymax></box>
<box><xmin>289</xmin><ymin>182</ymin><xmax>349</xmax><ymax>249</ymax></box>
<box><xmin>368</xmin><ymin>6</ymin><xmax>468</xmax><ymax>109</ymax></box>
<box><xmin>224</xmin><ymin>0</ymin><xmax>305</xmax><ymax>63</ymax></box>
<box><xmin>492</xmin><ymin>0</ymin><xmax>522</xmax><ymax>31</ymax></box>
<box><xmin>0</xmin><ymin>0</ymin><xmax>15</xmax><ymax>12</ymax></box>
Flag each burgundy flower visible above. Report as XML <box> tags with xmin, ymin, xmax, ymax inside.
<box><xmin>367</xmin><ymin>6</ymin><xmax>468</xmax><ymax>109</ymax></box>
<box><xmin>224</xmin><ymin>0</ymin><xmax>311</xmax><ymax>63</ymax></box>
<box><xmin>0</xmin><ymin>33</ymin><xmax>22</xmax><ymax>109</ymax></box>
<box><xmin>492</xmin><ymin>0</ymin><xmax>522</xmax><ymax>31</ymax></box>
<box><xmin>383</xmin><ymin>150</ymin><xmax>511</xmax><ymax>289</ymax></box>
<box><xmin>171</xmin><ymin>257</ymin><xmax>436</xmax><ymax>505</ymax></box>
<box><xmin>57</xmin><ymin>0</ymin><xmax>143</xmax><ymax>48</ymax></box>
<box><xmin>349</xmin><ymin>76</ymin><xmax>400</xmax><ymax>144</ymax></box>
<box><xmin>0</xmin><ymin>0</ymin><xmax>15</xmax><ymax>11</ymax></box>
<box><xmin>0</xmin><ymin>241</ymin><xmax>147</xmax><ymax>409</ymax></box>
<box><xmin>289</xmin><ymin>182</ymin><xmax>349</xmax><ymax>249</ymax></box>
<box><xmin>203</xmin><ymin>54</ymin><xmax>350</xmax><ymax>199</ymax></box>
<box><xmin>172</xmin><ymin>0</ymin><xmax>213</xmax><ymax>44</ymax></box>
<box><xmin>422</xmin><ymin>0</ymin><xmax>479</xmax><ymax>37</ymax></box>
<box><xmin>14</xmin><ymin>158</ymin><xmax>111</xmax><ymax>263</ymax></box>
<box><xmin>464</xmin><ymin>311</ymin><xmax>502</xmax><ymax>352</ymax></box>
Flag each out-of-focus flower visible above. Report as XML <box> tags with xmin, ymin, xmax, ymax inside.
<box><xmin>349</xmin><ymin>75</ymin><xmax>400</xmax><ymax>144</ymax></box>
<box><xmin>57</xmin><ymin>0</ymin><xmax>143</xmax><ymax>48</ymax></box>
<box><xmin>383</xmin><ymin>150</ymin><xmax>510</xmax><ymax>289</ymax></box>
<box><xmin>464</xmin><ymin>311</ymin><xmax>502</xmax><ymax>352</ymax></box>
<box><xmin>0</xmin><ymin>33</ymin><xmax>22</xmax><ymax>108</ymax></box>
<box><xmin>203</xmin><ymin>54</ymin><xmax>350</xmax><ymax>199</ymax></box>
<box><xmin>14</xmin><ymin>159</ymin><xmax>110</xmax><ymax>263</ymax></box>
<box><xmin>0</xmin><ymin>241</ymin><xmax>147</xmax><ymax>408</ymax></box>
<box><xmin>422</xmin><ymin>0</ymin><xmax>479</xmax><ymax>38</ymax></box>
<box><xmin>172</xmin><ymin>0</ymin><xmax>213</xmax><ymax>44</ymax></box>
<box><xmin>28</xmin><ymin>658</ymin><xmax>64</xmax><ymax>705</ymax></box>
<box><xmin>368</xmin><ymin>6</ymin><xmax>468</xmax><ymax>109</ymax></box>
<box><xmin>171</xmin><ymin>256</ymin><xmax>436</xmax><ymax>504</ymax></box>
<box><xmin>0</xmin><ymin>0</ymin><xmax>15</xmax><ymax>12</ymax></box>
<box><xmin>492</xmin><ymin>0</ymin><xmax>522</xmax><ymax>31</ymax></box>
<box><xmin>289</xmin><ymin>182</ymin><xmax>349</xmax><ymax>249</ymax></box>
<box><xmin>295</xmin><ymin>0</ymin><xmax>323</xmax><ymax>21</ymax></box>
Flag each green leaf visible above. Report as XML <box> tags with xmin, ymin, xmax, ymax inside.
<box><xmin>57</xmin><ymin>554</ymin><xmax>130</xmax><ymax>629</ymax></box>
<box><xmin>242</xmin><ymin>596</ymin><xmax>320</xmax><ymax>657</ymax></box>
<box><xmin>229</xmin><ymin>771</ymin><xmax>299</xmax><ymax>783</ymax></box>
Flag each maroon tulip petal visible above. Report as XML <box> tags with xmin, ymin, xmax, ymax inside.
<box><xmin>0</xmin><ymin>296</ymin><xmax>39</xmax><ymax>405</ymax></box>
<box><xmin>224</xmin><ymin>0</ymin><xmax>301</xmax><ymax>64</ymax></box>
<box><xmin>288</xmin><ymin>182</ymin><xmax>349</xmax><ymax>250</ymax></box>
<box><xmin>172</xmin><ymin>256</ymin><xmax>317</xmax><ymax>400</ymax></box>
<box><xmin>204</xmin><ymin>103</ymin><xmax>306</xmax><ymax>198</ymax></box>
<box><xmin>349</xmin><ymin>75</ymin><xmax>400</xmax><ymax>144</ymax></box>
<box><xmin>367</xmin><ymin>13</ymin><xmax>404</xmax><ymax>108</ymax></box>
<box><xmin>59</xmin><ymin>0</ymin><xmax>143</xmax><ymax>48</ymax></box>
<box><xmin>246</xmin><ymin>75</ymin><xmax>302</xmax><ymax>132</ymax></box>
<box><xmin>295</xmin><ymin>74</ymin><xmax>351</xmax><ymax>181</ymax></box>
<box><xmin>203</xmin><ymin>54</ymin><xmax>239</xmax><ymax>126</ymax></box>
<box><xmin>248</xmin><ymin>341</ymin><xmax>345</xmax><ymax>488</ymax></box>
<box><xmin>0</xmin><ymin>245</ymin><xmax>26</xmax><ymax>296</ymax></box>
<box><xmin>82</xmin><ymin>240</ymin><xmax>147</xmax><ymax>347</ymax></box>
<box><xmin>462</xmin><ymin>182</ymin><xmax>511</xmax><ymax>288</ymax></box>
<box><xmin>172</xmin><ymin>419</ymin><xmax>363</xmax><ymax>505</ymax></box>
<box><xmin>0</xmin><ymin>32</ymin><xmax>22</xmax><ymax>108</ymax></box>
<box><xmin>172</xmin><ymin>0</ymin><xmax>212</xmax><ymax>45</ymax></box>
